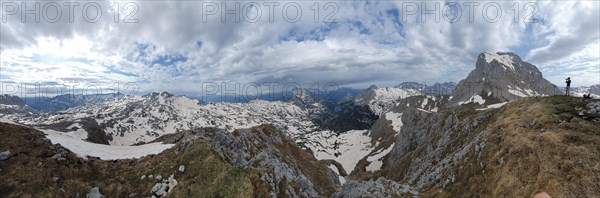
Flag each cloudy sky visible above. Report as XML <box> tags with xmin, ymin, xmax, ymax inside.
<box><xmin>1</xmin><ymin>0</ymin><xmax>598</xmax><ymax>96</ymax></box>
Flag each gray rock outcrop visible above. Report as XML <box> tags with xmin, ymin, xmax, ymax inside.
<box><xmin>333</xmin><ymin>177</ymin><xmax>418</xmax><ymax>197</ymax></box>
<box><xmin>161</xmin><ymin>125</ymin><xmax>341</xmax><ymax>197</ymax></box>
<box><xmin>384</xmin><ymin>108</ymin><xmax>493</xmax><ymax>190</ymax></box>
<box><xmin>86</xmin><ymin>187</ymin><xmax>104</xmax><ymax>198</ymax></box>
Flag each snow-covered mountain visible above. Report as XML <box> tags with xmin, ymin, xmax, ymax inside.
<box><xmin>573</xmin><ymin>84</ymin><xmax>600</xmax><ymax>98</ymax></box>
<box><xmin>353</xmin><ymin>85</ymin><xmax>424</xmax><ymax>116</ymax></box>
<box><xmin>4</xmin><ymin>90</ymin><xmax>382</xmax><ymax>173</ymax></box>
<box><xmin>21</xmin><ymin>92</ymin><xmax>322</xmax><ymax>146</ymax></box>
<box><xmin>451</xmin><ymin>52</ymin><xmax>560</xmax><ymax>106</ymax></box>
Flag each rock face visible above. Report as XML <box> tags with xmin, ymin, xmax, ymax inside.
<box><xmin>379</xmin><ymin>97</ymin><xmax>600</xmax><ymax>197</ymax></box>
<box><xmin>451</xmin><ymin>52</ymin><xmax>560</xmax><ymax>106</ymax></box>
<box><xmin>367</xmin><ymin>95</ymin><xmax>451</xmax><ymax>146</ymax></box>
<box><xmin>385</xmin><ymin>108</ymin><xmax>476</xmax><ymax>189</ymax></box>
<box><xmin>426</xmin><ymin>82</ymin><xmax>456</xmax><ymax>96</ymax></box>
<box><xmin>159</xmin><ymin>125</ymin><xmax>341</xmax><ymax>197</ymax></box>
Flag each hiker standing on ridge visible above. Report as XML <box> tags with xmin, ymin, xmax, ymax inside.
<box><xmin>565</xmin><ymin>77</ymin><xmax>572</xmax><ymax>96</ymax></box>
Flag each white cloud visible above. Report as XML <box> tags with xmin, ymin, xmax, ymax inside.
<box><xmin>1</xmin><ymin>0</ymin><xmax>598</xmax><ymax>96</ymax></box>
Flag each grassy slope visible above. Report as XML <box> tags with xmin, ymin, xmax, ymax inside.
<box><xmin>422</xmin><ymin>96</ymin><xmax>600</xmax><ymax>197</ymax></box>
<box><xmin>296</xmin><ymin>95</ymin><xmax>600</xmax><ymax>197</ymax></box>
<box><xmin>0</xmin><ymin>123</ymin><xmax>266</xmax><ymax>197</ymax></box>
<box><xmin>155</xmin><ymin>124</ymin><xmax>341</xmax><ymax>197</ymax></box>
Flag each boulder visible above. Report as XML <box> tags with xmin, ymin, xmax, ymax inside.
<box><xmin>86</xmin><ymin>187</ymin><xmax>104</xmax><ymax>198</ymax></box>
<box><xmin>151</xmin><ymin>183</ymin><xmax>169</xmax><ymax>197</ymax></box>
<box><xmin>0</xmin><ymin>150</ymin><xmax>10</xmax><ymax>161</ymax></box>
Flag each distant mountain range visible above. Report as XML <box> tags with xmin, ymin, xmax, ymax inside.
<box><xmin>24</xmin><ymin>93</ymin><xmax>124</xmax><ymax>112</ymax></box>
<box><xmin>0</xmin><ymin>94</ymin><xmax>36</xmax><ymax>115</ymax></box>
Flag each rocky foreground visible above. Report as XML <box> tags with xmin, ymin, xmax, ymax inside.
<box><xmin>0</xmin><ymin>123</ymin><xmax>341</xmax><ymax>197</ymax></box>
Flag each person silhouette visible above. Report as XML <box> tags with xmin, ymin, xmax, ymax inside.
<box><xmin>565</xmin><ymin>77</ymin><xmax>571</xmax><ymax>96</ymax></box>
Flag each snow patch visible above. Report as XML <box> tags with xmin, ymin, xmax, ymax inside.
<box><xmin>488</xmin><ymin>102</ymin><xmax>508</xmax><ymax>108</ymax></box>
<box><xmin>327</xmin><ymin>164</ymin><xmax>346</xmax><ymax>184</ymax></box>
<box><xmin>41</xmin><ymin>129</ymin><xmax>174</xmax><ymax>160</ymax></box>
<box><xmin>509</xmin><ymin>89</ymin><xmax>527</xmax><ymax>97</ymax></box>
<box><xmin>308</xmin><ymin>130</ymin><xmax>373</xmax><ymax>174</ymax></box>
<box><xmin>384</xmin><ymin>112</ymin><xmax>403</xmax><ymax>132</ymax></box>
<box><xmin>476</xmin><ymin>102</ymin><xmax>509</xmax><ymax>111</ymax></box>
<box><xmin>366</xmin><ymin>143</ymin><xmax>395</xmax><ymax>172</ymax></box>
<box><xmin>417</xmin><ymin>108</ymin><xmax>432</xmax><ymax>113</ymax></box>
<box><xmin>458</xmin><ymin>95</ymin><xmax>486</xmax><ymax>105</ymax></box>
<box><xmin>420</xmin><ymin>98</ymin><xmax>429</xmax><ymax>108</ymax></box>
<box><xmin>0</xmin><ymin>117</ymin><xmax>18</xmax><ymax>124</ymax></box>
<box><xmin>484</xmin><ymin>52</ymin><xmax>515</xmax><ymax>70</ymax></box>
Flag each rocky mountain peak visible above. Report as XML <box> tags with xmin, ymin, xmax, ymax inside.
<box><xmin>353</xmin><ymin>85</ymin><xmax>378</xmax><ymax>105</ymax></box>
<box><xmin>394</xmin><ymin>82</ymin><xmax>426</xmax><ymax>90</ymax></box>
<box><xmin>367</xmin><ymin>84</ymin><xmax>378</xmax><ymax>89</ymax></box>
<box><xmin>451</xmin><ymin>52</ymin><xmax>560</xmax><ymax>106</ymax></box>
